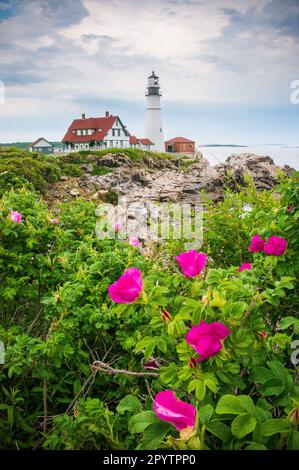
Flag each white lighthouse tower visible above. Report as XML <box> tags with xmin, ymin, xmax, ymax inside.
<box><xmin>145</xmin><ymin>71</ymin><xmax>164</xmax><ymax>151</ymax></box>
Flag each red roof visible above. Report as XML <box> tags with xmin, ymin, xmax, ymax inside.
<box><xmin>129</xmin><ymin>135</ymin><xmax>139</xmax><ymax>145</ymax></box>
<box><xmin>165</xmin><ymin>136</ymin><xmax>195</xmax><ymax>144</ymax></box>
<box><xmin>139</xmin><ymin>138</ymin><xmax>154</xmax><ymax>145</ymax></box>
<box><xmin>62</xmin><ymin>115</ymin><xmax>116</xmax><ymax>143</ymax></box>
<box><xmin>30</xmin><ymin>137</ymin><xmax>53</xmax><ymax>148</ymax></box>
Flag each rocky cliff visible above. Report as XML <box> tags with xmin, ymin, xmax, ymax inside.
<box><xmin>77</xmin><ymin>152</ymin><xmax>294</xmax><ymax>203</ymax></box>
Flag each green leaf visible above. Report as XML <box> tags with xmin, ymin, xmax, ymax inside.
<box><xmin>261</xmin><ymin>419</ymin><xmax>291</xmax><ymax>437</ymax></box>
<box><xmin>195</xmin><ymin>380</ymin><xmax>206</xmax><ymax>401</ymax></box>
<box><xmin>116</xmin><ymin>395</ymin><xmax>142</xmax><ymax>415</ymax></box>
<box><xmin>206</xmin><ymin>420</ymin><xmax>231</xmax><ymax>443</ymax></box>
<box><xmin>250</xmin><ymin>367</ymin><xmax>274</xmax><ymax>384</ymax></box>
<box><xmin>203</xmin><ymin>372</ymin><xmax>218</xmax><ymax>392</ymax></box>
<box><xmin>216</xmin><ymin>395</ymin><xmax>254</xmax><ymax>415</ymax></box>
<box><xmin>279</xmin><ymin>316</ymin><xmax>299</xmax><ymax>330</ymax></box>
<box><xmin>288</xmin><ymin>430</ymin><xmax>299</xmax><ymax>450</ymax></box>
<box><xmin>140</xmin><ymin>422</ymin><xmax>171</xmax><ymax>450</ymax></box>
<box><xmin>157</xmin><ymin>337</ymin><xmax>167</xmax><ymax>354</ymax></box>
<box><xmin>199</xmin><ymin>404</ymin><xmax>214</xmax><ymax>425</ymax></box>
<box><xmin>246</xmin><ymin>442</ymin><xmax>267</xmax><ymax>450</ymax></box>
<box><xmin>258</xmin><ymin>378</ymin><xmax>285</xmax><ymax>396</ymax></box>
<box><xmin>160</xmin><ymin>363</ymin><xmax>179</xmax><ymax>385</ymax></box>
<box><xmin>189</xmin><ymin>379</ymin><xmax>206</xmax><ymax>400</ymax></box>
<box><xmin>231</xmin><ymin>413</ymin><xmax>257</xmax><ymax>439</ymax></box>
<box><xmin>144</xmin><ymin>341</ymin><xmax>156</xmax><ymax>360</ymax></box>
<box><xmin>129</xmin><ymin>411</ymin><xmax>158</xmax><ymax>434</ymax></box>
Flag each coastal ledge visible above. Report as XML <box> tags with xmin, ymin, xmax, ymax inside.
<box><xmin>72</xmin><ymin>151</ymin><xmax>295</xmax><ymax>203</ymax></box>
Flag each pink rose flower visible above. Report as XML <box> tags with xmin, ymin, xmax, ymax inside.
<box><xmin>10</xmin><ymin>211</ymin><xmax>22</xmax><ymax>224</ymax></box>
<box><xmin>249</xmin><ymin>234</ymin><xmax>265</xmax><ymax>252</ymax></box>
<box><xmin>114</xmin><ymin>221</ymin><xmax>121</xmax><ymax>232</ymax></box>
<box><xmin>128</xmin><ymin>237</ymin><xmax>140</xmax><ymax>247</ymax></box>
<box><xmin>186</xmin><ymin>321</ymin><xmax>230</xmax><ymax>361</ymax></box>
<box><xmin>263</xmin><ymin>236</ymin><xmax>287</xmax><ymax>256</ymax></box>
<box><xmin>238</xmin><ymin>263</ymin><xmax>252</xmax><ymax>272</ymax></box>
<box><xmin>175</xmin><ymin>250</ymin><xmax>207</xmax><ymax>278</ymax></box>
<box><xmin>154</xmin><ymin>390</ymin><xmax>196</xmax><ymax>431</ymax></box>
<box><xmin>50</xmin><ymin>218</ymin><xmax>60</xmax><ymax>225</ymax></box>
<box><xmin>108</xmin><ymin>267</ymin><xmax>142</xmax><ymax>304</ymax></box>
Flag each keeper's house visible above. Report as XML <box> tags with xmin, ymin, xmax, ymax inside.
<box><xmin>29</xmin><ymin>137</ymin><xmax>54</xmax><ymax>154</ymax></box>
<box><xmin>62</xmin><ymin>112</ymin><xmax>154</xmax><ymax>151</ymax></box>
<box><xmin>165</xmin><ymin>136</ymin><xmax>195</xmax><ymax>154</ymax></box>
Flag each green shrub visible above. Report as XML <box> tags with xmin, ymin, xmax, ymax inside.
<box><xmin>0</xmin><ymin>171</ymin><xmax>34</xmax><ymax>197</ymax></box>
<box><xmin>60</xmin><ymin>163</ymin><xmax>84</xmax><ymax>177</ymax></box>
<box><xmin>0</xmin><ymin>174</ymin><xmax>298</xmax><ymax>450</ymax></box>
<box><xmin>91</xmin><ymin>166</ymin><xmax>111</xmax><ymax>176</ymax></box>
<box><xmin>0</xmin><ymin>157</ymin><xmax>60</xmax><ymax>193</ymax></box>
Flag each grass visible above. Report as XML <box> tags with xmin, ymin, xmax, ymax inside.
<box><xmin>66</xmin><ymin>147</ymin><xmax>176</xmax><ymax>161</ymax></box>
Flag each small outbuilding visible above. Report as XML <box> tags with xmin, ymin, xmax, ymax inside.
<box><xmin>29</xmin><ymin>138</ymin><xmax>54</xmax><ymax>154</ymax></box>
<box><xmin>165</xmin><ymin>137</ymin><xmax>195</xmax><ymax>154</ymax></box>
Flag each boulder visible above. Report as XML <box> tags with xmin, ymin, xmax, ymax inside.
<box><xmin>199</xmin><ymin>153</ymin><xmax>295</xmax><ymax>198</ymax></box>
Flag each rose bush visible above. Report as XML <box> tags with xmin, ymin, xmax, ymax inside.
<box><xmin>0</xmin><ymin>171</ymin><xmax>298</xmax><ymax>450</ymax></box>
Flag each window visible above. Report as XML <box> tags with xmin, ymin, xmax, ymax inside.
<box><xmin>77</xmin><ymin>130</ymin><xmax>81</xmax><ymax>135</ymax></box>
<box><xmin>118</xmin><ymin>129</ymin><xmax>121</xmax><ymax>137</ymax></box>
<box><xmin>85</xmin><ymin>144</ymin><xmax>89</xmax><ymax>149</ymax></box>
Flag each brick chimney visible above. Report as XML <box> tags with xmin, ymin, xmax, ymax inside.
<box><xmin>82</xmin><ymin>113</ymin><xmax>86</xmax><ymax>119</ymax></box>
<box><xmin>105</xmin><ymin>111</ymin><xmax>109</xmax><ymax>117</ymax></box>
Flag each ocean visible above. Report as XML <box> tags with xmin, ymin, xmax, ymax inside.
<box><xmin>198</xmin><ymin>146</ymin><xmax>299</xmax><ymax>170</ymax></box>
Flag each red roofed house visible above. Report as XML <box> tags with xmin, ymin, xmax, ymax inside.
<box><xmin>165</xmin><ymin>137</ymin><xmax>196</xmax><ymax>154</ymax></box>
<box><xmin>62</xmin><ymin>112</ymin><xmax>154</xmax><ymax>151</ymax></box>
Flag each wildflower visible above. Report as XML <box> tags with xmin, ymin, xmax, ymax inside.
<box><xmin>249</xmin><ymin>234</ymin><xmax>265</xmax><ymax>252</ymax></box>
<box><xmin>263</xmin><ymin>236</ymin><xmax>287</xmax><ymax>256</ymax></box>
<box><xmin>175</xmin><ymin>250</ymin><xmax>207</xmax><ymax>278</ymax></box>
<box><xmin>108</xmin><ymin>267</ymin><xmax>142</xmax><ymax>304</ymax></box>
<box><xmin>238</xmin><ymin>263</ymin><xmax>252</xmax><ymax>272</ymax></box>
<box><xmin>10</xmin><ymin>211</ymin><xmax>22</xmax><ymax>223</ymax></box>
<box><xmin>50</xmin><ymin>218</ymin><xmax>60</xmax><ymax>225</ymax></box>
<box><xmin>154</xmin><ymin>390</ymin><xmax>196</xmax><ymax>431</ymax></box>
<box><xmin>128</xmin><ymin>237</ymin><xmax>140</xmax><ymax>247</ymax></box>
<box><xmin>186</xmin><ymin>321</ymin><xmax>230</xmax><ymax>361</ymax></box>
<box><xmin>114</xmin><ymin>221</ymin><xmax>121</xmax><ymax>232</ymax></box>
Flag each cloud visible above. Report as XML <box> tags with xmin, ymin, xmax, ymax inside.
<box><xmin>0</xmin><ymin>0</ymin><xmax>298</xmax><ymax>143</ymax></box>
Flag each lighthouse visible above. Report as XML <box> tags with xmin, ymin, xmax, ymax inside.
<box><xmin>144</xmin><ymin>71</ymin><xmax>164</xmax><ymax>151</ymax></box>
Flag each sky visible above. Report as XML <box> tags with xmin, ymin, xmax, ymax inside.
<box><xmin>0</xmin><ymin>0</ymin><xmax>298</xmax><ymax>145</ymax></box>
